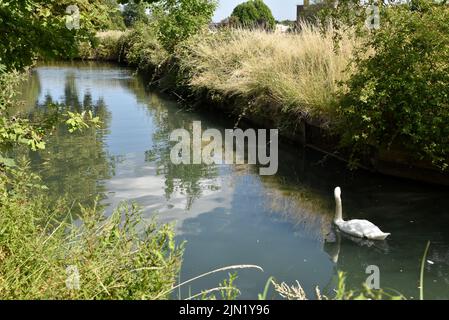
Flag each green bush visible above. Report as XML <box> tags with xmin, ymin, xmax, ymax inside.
<box><xmin>152</xmin><ymin>0</ymin><xmax>217</xmax><ymax>51</ymax></box>
<box><xmin>338</xmin><ymin>0</ymin><xmax>449</xmax><ymax>169</ymax></box>
<box><xmin>104</xmin><ymin>0</ymin><xmax>126</xmax><ymax>30</ymax></box>
<box><xmin>0</xmin><ymin>0</ymin><xmax>111</xmax><ymax>71</ymax></box>
<box><xmin>121</xmin><ymin>23</ymin><xmax>168</xmax><ymax>71</ymax></box>
<box><xmin>0</xmin><ymin>70</ymin><xmax>47</xmax><ymax>157</ymax></box>
<box><xmin>78</xmin><ymin>31</ymin><xmax>127</xmax><ymax>61</ymax></box>
<box><xmin>230</xmin><ymin>0</ymin><xmax>275</xmax><ymax>30</ymax></box>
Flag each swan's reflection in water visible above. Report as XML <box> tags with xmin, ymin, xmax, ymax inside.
<box><xmin>259</xmin><ymin>163</ymin><xmax>449</xmax><ymax>299</ymax></box>
<box><xmin>324</xmin><ymin>229</ymin><xmax>391</xmax><ymax>264</ymax></box>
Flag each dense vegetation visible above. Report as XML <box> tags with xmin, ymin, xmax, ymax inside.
<box><xmin>0</xmin><ymin>0</ymin><xmax>112</xmax><ymax>71</ymax></box>
<box><xmin>0</xmin><ymin>164</ymin><xmax>182</xmax><ymax>299</ymax></box>
<box><xmin>122</xmin><ymin>1</ymin><xmax>149</xmax><ymax>27</ymax></box>
<box><xmin>339</xmin><ymin>1</ymin><xmax>449</xmax><ymax>169</ymax></box>
<box><xmin>150</xmin><ymin>0</ymin><xmax>217</xmax><ymax>50</ymax></box>
<box><xmin>80</xmin><ymin>21</ymin><xmax>357</xmax><ymax>120</ymax></box>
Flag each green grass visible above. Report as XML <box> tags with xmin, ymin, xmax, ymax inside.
<box><xmin>0</xmin><ymin>161</ymin><xmax>183</xmax><ymax>299</ymax></box>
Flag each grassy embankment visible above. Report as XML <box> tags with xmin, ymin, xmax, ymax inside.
<box><xmin>80</xmin><ymin>24</ymin><xmax>358</xmax><ymax>135</ymax></box>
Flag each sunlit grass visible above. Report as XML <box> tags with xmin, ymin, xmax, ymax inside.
<box><xmin>178</xmin><ymin>23</ymin><xmax>359</xmax><ymax>122</ymax></box>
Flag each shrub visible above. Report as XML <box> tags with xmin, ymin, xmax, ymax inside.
<box><xmin>78</xmin><ymin>31</ymin><xmax>127</xmax><ymax>61</ymax></box>
<box><xmin>338</xmin><ymin>0</ymin><xmax>449</xmax><ymax>169</ymax></box>
<box><xmin>0</xmin><ymin>0</ymin><xmax>110</xmax><ymax>71</ymax></box>
<box><xmin>0</xmin><ymin>70</ymin><xmax>47</xmax><ymax>156</ymax></box>
<box><xmin>230</xmin><ymin>0</ymin><xmax>275</xmax><ymax>30</ymax></box>
<box><xmin>121</xmin><ymin>23</ymin><xmax>169</xmax><ymax>71</ymax></box>
<box><xmin>0</xmin><ymin>69</ymin><xmax>100</xmax><ymax>163</ymax></box>
<box><xmin>104</xmin><ymin>0</ymin><xmax>126</xmax><ymax>30</ymax></box>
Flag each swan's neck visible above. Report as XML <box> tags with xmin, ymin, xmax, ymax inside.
<box><xmin>334</xmin><ymin>195</ymin><xmax>344</xmax><ymax>224</ymax></box>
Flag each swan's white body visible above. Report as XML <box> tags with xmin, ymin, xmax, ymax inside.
<box><xmin>333</xmin><ymin>187</ymin><xmax>390</xmax><ymax>241</ymax></box>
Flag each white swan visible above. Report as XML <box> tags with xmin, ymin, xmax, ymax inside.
<box><xmin>333</xmin><ymin>187</ymin><xmax>390</xmax><ymax>240</ymax></box>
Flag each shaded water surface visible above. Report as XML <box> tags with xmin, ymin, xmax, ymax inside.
<box><xmin>18</xmin><ymin>62</ymin><xmax>449</xmax><ymax>299</ymax></box>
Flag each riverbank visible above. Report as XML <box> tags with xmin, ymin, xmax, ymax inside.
<box><xmin>77</xmin><ymin>19</ymin><xmax>449</xmax><ymax>185</ymax></box>
<box><xmin>79</xmin><ymin>25</ymin><xmax>353</xmax><ymax>128</ymax></box>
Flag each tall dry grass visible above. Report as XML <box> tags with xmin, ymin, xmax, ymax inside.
<box><xmin>178</xmin><ymin>23</ymin><xmax>359</xmax><ymax>122</ymax></box>
<box><xmin>78</xmin><ymin>31</ymin><xmax>128</xmax><ymax>61</ymax></box>
<box><xmin>96</xmin><ymin>30</ymin><xmax>126</xmax><ymax>40</ymax></box>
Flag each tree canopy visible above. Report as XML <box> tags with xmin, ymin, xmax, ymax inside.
<box><xmin>0</xmin><ymin>0</ymin><xmax>112</xmax><ymax>71</ymax></box>
<box><xmin>151</xmin><ymin>0</ymin><xmax>217</xmax><ymax>50</ymax></box>
<box><xmin>0</xmin><ymin>0</ymin><xmax>218</xmax><ymax>71</ymax></box>
<box><xmin>230</xmin><ymin>0</ymin><xmax>275</xmax><ymax>30</ymax></box>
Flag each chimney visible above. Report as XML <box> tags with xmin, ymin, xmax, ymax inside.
<box><xmin>297</xmin><ymin>1</ymin><xmax>310</xmax><ymax>23</ymax></box>
<box><xmin>297</xmin><ymin>5</ymin><xmax>304</xmax><ymax>23</ymax></box>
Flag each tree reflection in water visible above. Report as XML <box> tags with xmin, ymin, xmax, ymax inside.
<box><xmin>143</xmin><ymin>95</ymin><xmax>220</xmax><ymax>210</ymax></box>
<box><xmin>18</xmin><ymin>70</ymin><xmax>114</xmax><ymax>212</ymax></box>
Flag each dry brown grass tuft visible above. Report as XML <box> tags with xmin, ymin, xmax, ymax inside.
<box><xmin>178</xmin><ymin>23</ymin><xmax>359</xmax><ymax>122</ymax></box>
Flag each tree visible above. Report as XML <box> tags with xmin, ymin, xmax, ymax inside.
<box><xmin>122</xmin><ymin>1</ymin><xmax>149</xmax><ymax>27</ymax></box>
<box><xmin>104</xmin><ymin>0</ymin><xmax>126</xmax><ymax>30</ymax></box>
<box><xmin>230</xmin><ymin>0</ymin><xmax>275</xmax><ymax>30</ymax></box>
<box><xmin>0</xmin><ymin>0</ymin><xmax>110</xmax><ymax>71</ymax></box>
<box><xmin>117</xmin><ymin>0</ymin><xmax>217</xmax><ymax>50</ymax></box>
<box><xmin>150</xmin><ymin>0</ymin><xmax>217</xmax><ymax>51</ymax></box>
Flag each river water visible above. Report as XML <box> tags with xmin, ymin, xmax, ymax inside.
<box><xmin>17</xmin><ymin>62</ymin><xmax>449</xmax><ymax>299</ymax></box>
